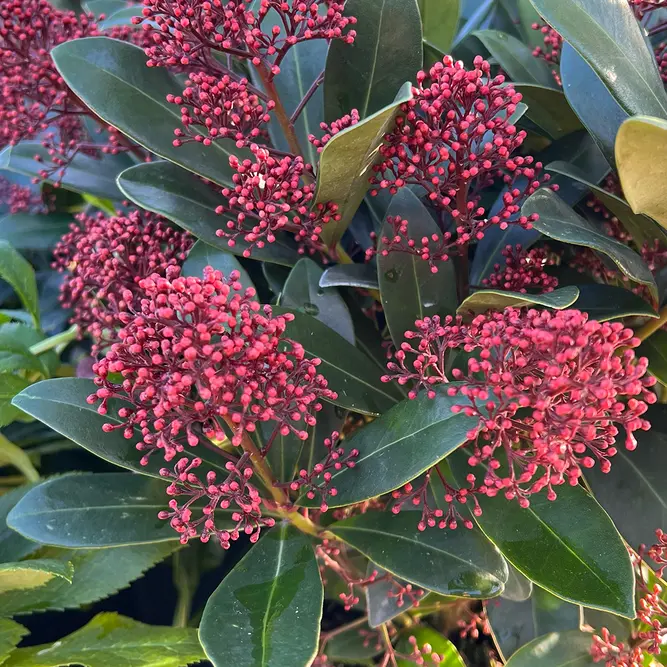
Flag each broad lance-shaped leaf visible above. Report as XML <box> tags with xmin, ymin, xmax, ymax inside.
<box><xmin>3</xmin><ymin>612</ymin><xmax>206</xmax><ymax>667</ymax></box>
<box><xmin>117</xmin><ymin>161</ymin><xmax>300</xmax><ymax>267</ymax></box>
<box><xmin>504</xmin><ymin>630</ymin><xmax>597</xmax><ymax>667</ymax></box>
<box><xmin>572</xmin><ymin>284</ymin><xmax>658</xmax><ymax>322</ymax></box>
<box><xmin>51</xmin><ymin>38</ymin><xmax>249</xmax><ymax>187</ymax></box>
<box><xmin>316</xmin><ymin>82</ymin><xmax>413</xmax><ymax>247</ymax></box>
<box><xmin>0</xmin><ymin>560</ymin><xmax>73</xmax><ymax>594</ymax></box>
<box><xmin>328</xmin><ymin>512</ymin><xmax>509</xmax><ymax>598</ymax></box>
<box><xmin>324</xmin><ymin>0</ymin><xmax>422</xmax><ymax>122</ymax></box>
<box><xmin>512</xmin><ymin>84</ymin><xmax>582</xmax><ymax>141</ymax></box>
<box><xmin>0</xmin><ymin>213</ymin><xmax>72</xmax><ymax>252</ymax></box>
<box><xmin>297</xmin><ymin>387</ymin><xmax>477</xmax><ymax>508</ymax></box>
<box><xmin>12</xmin><ymin>379</ymin><xmax>230</xmax><ymax>479</ymax></box>
<box><xmin>320</xmin><ymin>263</ymin><xmax>379</xmax><ymax>291</ymax></box>
<box><xmin>449</xmin><ymin>448</ymin><xmax>636</xmax><ymax>618</ymax></box>
<box><xmin>7</xmin><ymin>473</ymin><xmax>217</xmax><ymax>548</ymax></box>
<box><xmin>522</xmin><ymin>188</ymin><xmax>656</xmax><ymax>295</ymax></box>
<box><xmin>0</xmin><ymin>243</ymin><xmax>39</xmax><ymax>329</ymax></box>
<box><xmin>379</xmin><ymin>189</ymin><xmax>457</xmax><ymax>348</ymax></box>
<box><xmin>0</xmin><ymin>485</ymin><xmax>40</xmax><ymax>564</ymax></box>
<box><xmin>418</xmin><ymin>0</ymin><xmax>460</xmax><ymax>56</ymax></box>
<box><xmin>457</xmin><ymin>287</ymin><xmax>579</xmax><ymax>317</ymax></box>
<box><xmin>199</xmin><ymin>524</ymin><xmax>323</xmax><ymax>667</ymax></box>
<box><xmin>272</xmin><ymin>307</ymin><xmax>402</xmax><ymax>415</ymax></box>
<box><xmin>530</xmin><ymin>0</ymin><xmax>667</xmax><ymax>118</ymax></box>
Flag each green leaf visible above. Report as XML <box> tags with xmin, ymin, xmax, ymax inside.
<box><xmin>378</xmin><ymin>189</ymin><xmax>457</xmax><ymax>348</ymax></box>
<box><xmin>0</xmin><ymin>327</ymin><xmax>50</xmax><ymax>378</ymax></box>
<box><xmin>272</xmin><ymin>307</ymin><xmax>402</xmax><ymax>415</ymax></box>
<box><xmin>326</xmin><ymin>623</ymin><xmax>383</xmax><ymax>664</ymax></box>
<box><xmin>418</xmin><ymin>0</ymin><xmax>460</xmax><ymax>55</ymax></box>
<box><xmin>513</xmin><ymin>84</ymin><xmax>582</xmax><ymax>140</ymax></box>
<box><xmin>279</xmin><ymin>258</ymin><xmax>355</xmax><ymax>344</ymax></box>
<box><xmin>365</xmin><ymin>565</ymin><xmax>419</xmax><ymax>627</ymax></box>
<box><xmin>320</xmin><ymin>263</ymin><xmax>379</xmax><ymax>291</ymax></box>
<box><xmin>449</xmin><ymin>449</ymin><xmax>636</xmax><ymax>618</ymax></box>
<box><xmin>0</xmin><ymin>376</ymin><xmax>33</xmax><ymax>428</ymax></box>
<box><xmin>0</xmin><ymin>618</ymin><xmax>27</xmax><ymax>666</ymax></box>
<box><xmin>502</xmin><ymin>564</ymin><xmax>533</xmax><ymax>602</ymax></box>
<box><xmin>572</xmin><ymin>284</ymin><xmax>658</xmax><ymax>321</ymax></box>
<box><xmin>504</xmin><ymin>630</ymin><xmax>596</xmax><ymax>666</ymax></box>
<box><xmin>529</xmin><ymin>0</ymin><xmax>667</xmax><ymax>118</ymax></box>
<box><xmin>0</xmin><ymin>143</ymin><xmax>131</xmax><ymax>201</ymax></box>
<box><xmin>522</xmin><ymin>188</ymin><xmax>656</xmax><ymax>292</ymax></box>
<box><xmin>117</xmin><ymin>161</ymin><xmax>299</xmax><ymax>266</ymax></box>
<box><xmin>0</xmin><ymin>485</ymin><xmax>40</xmax><ymax>564</ymax></box>
<box><xmin>316</xmin><ymin>82</ymin><xmax>414</xmax><ymax>246</ymax></box>
<box><xmin>639</xmin><ymin>330</ymin><xmax>667</xmax><ymax>388</ymax></box>
<box><xmin>516</xmin><ymin>0</ymin><xmax>548</xmax><ymax>51</ymax></box>
<box><xmin>0</xmin><ymin>542</ymin><xmax>179</xmax><ymax>616</ymax></box>
<box><xmin>616</xmin><ymin>115</ymin><xmax>667</xmax><ymax>229</ymax></box>
<box><xmin>324</xmin><ymin>0</ymin><xmax>422</xmax><ymax>121</ymax></box>
<box><xmin>0</xmin><ymin>435</ymin><xmax>38</xmax><ymax>483</ymax></box>
<box><xmin>297</xmin><ymin>388</ymin><xmax>477</xmax><ymax>508</ymax></box>
<box><xmin>11</xmin><ymin>378</ymin><xmax>230</xmax><ymax>479</ymax></box>
<box><xmin>546</xmin><ymin>160</ymin><xmax>667</xmax><ymax>248</ymax></box>
<box><xmin>328</xmin><ymin>511</ymin><xmax>508</xmax><ymax>598</ymax></box>
<box><xmin>0</xmin><ymin>214</ymin><xmax>72</xmax><ymax>252</ymax></box>
<box><xmin>51</xmin><ymin>37</ymin><xmax>248</xmax><ymax>187</ymax></box>
<box><xmin>585</xmin><ymin>404</ymin><xmax>667</xmax><ymax>548</ymax></box>
<box><xmin>0</xmin><ymin>243</ymin><xmax>39</xmax><ymax>329</ymax></box>
<box><xmin>396</xmin><ymin>626</ymin><xmax>465</xmax><ymax>667</ymax></box>
<box><xmin>3</xmin><ymin>612</ymin><xmax>205</xmax><ymax>667</ymax></box>
<box><xmin>0</xmin><ymin>560</ymin><xmax>73</xmax><ymax>594</ymax></box>
<box><xmin>98</xmin><ymin>5</ymin><xmax>142</xmax><ymax>29</ymax></box>
<box><xmin>457</xmin><ymin>287</ymin><xmax>580</xmax><ymax>316</ymax></box>
<box><xmin>199</xmin><ymin>523</ymin><xmax>322</xmax><ymax>667</ymax></box>
<box><xmin>7</xmin><ymin>473</ymin><xmax>186</xmax><ymax>548</ymax></box>
<box><xmin>474</xmin><ymin>30</ymin><xmax>555</xmax><ymax>88</ymax></box>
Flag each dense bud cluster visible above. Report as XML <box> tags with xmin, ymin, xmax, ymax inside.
<box><xmin>0</xmin><ymin>177</ymin><xmax>45</xmax><ymax>213</ymax></box>
<box><xmin>482</xmin><ymin>244</ymin><xmax>559</xmax><ymax>293</ymax></box>
<box><xmin>383</xmin><ymin>308</ymin><xmax>655</xmax><ymax>506</ymax></box>
<box><xmin>308</xmin><ymin>108</ymin><xmax>359</xmax><ymax>152</ymax></box>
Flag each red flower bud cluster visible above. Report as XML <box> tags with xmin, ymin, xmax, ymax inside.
<box><xmin>482</xmin><ymin>244</ymin><xmax>560</xmax><ymax>293</ymax></box>
<box><xmin>0</xmin><ymin>176</ymin><xmax>46</xmax><ymax>213</ymax></box>
<box><xmin>90</xmin><ymin>267</ymin><xmax>337</xmax><ymax>463</ymax></box>
<box><xmin>168</xmin><ymin>73</ymin><xmax>275</xmax><ymax>149</ymax></box>
<box><xmin>308</xmin><ymin>108</ymin><xmax>359</xmax><ymax>153</ymax></box>
<box><xmin>383</xmin><ymin>308</ymin><xmax>655</xmax><ymax>506</ymax></box>
<box><xmin>52</xmin><ymin>209</ymin><xmax>192</xmax><ymax>348</ymax></box>
<box><xmin>135</xmin><ymin>0</ymin><xmax>356</xmax><ymax>79</ymax></box>
<box><xmin>215</xmin><ymin>145</ymin><xmax>340</xmax><ymax>256</ymax></box>
<box><xmin>158</xmin><ymin>454</ymin><xmax>275</xmax><ymax>547</ymax></box>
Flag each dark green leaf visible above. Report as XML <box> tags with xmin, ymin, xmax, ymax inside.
<box><xmin>0</xmin><ymin>618</ymin><xmax>27</xmax><ymax>664</ymax></box>
<box><xmin>501</xmin><ymin>564</ymin><xmax>533</xmax><ymax>602</ymax></box>
<box><xmin>449</xmin><ymin>449</ymin><xmax>635</xmax><ymax>618</ymax></box>
<box><xmin>3</xmin><ymin>612</ymin><xmax>206</xmax><ymax>667</ymax></box>
<box><xmin>418</xmin><ymin>0</ymin><xmax>460</xmax><ymax>55</ymax></box>
<box><xmin>458</xmin><ymin>287</ymin><xmax>580</xmax><ymax>316</ymax></box>
<box><xmin>199</xmin><ymin>523</ymin><xmax>322</xmax><ymax>667</ymax></box>
<box><xmin>0</xmin><ymin>484</ymin><xmax>40</xmax><ymax>564</ymax></box>
<box><xmin>0</xmin><ymin>559</ymin><xmax>73</xmax><ymax>594</ymax></box>
<box><xmin>280</xmin><ymin>258</ymin><xmax>355</xmax><ymax>343</ymax></box>
<box><xmin>273</xmin><ymin>308</ymin><xmax>402</xmax><ymax>415</ymax></box>
<box><xmin>474</xmin><ymin>30</ymin><xmax>555</xmax><ymax>88</ymax></box>
<box><xmin>504</xmin><ymin>630</ymin><xmax>596</xmax><ymax>666</ymax></box>
<box><xmin>396</xmin><ymin>627</ymin><xmax>465</xmax><ymax>667</ymax></box>
<box><xmin>640</xmin><ymin>330</ymin><xmax>667</xmax><ymax>387</ymax></box>
<box><xmin>365</xmin><ymin>565</ymin><xmax>419</xmax><ymax>627</ymax></box>
<box><xmin>572</xmin><ymin>284</ymin><xmax>658</xmax><ymax>321</ymax></box>
<box><xmin>523</xmin><ymin>188</ymin><xmax>656</xmax><ymax>292</ymax></box>
<box><xmin>0</xmin><ymin>243</ymin><xmax>38</xmax><ymax>328</ymax></box>
<box><xmin>0</xmin><ymin>214</ymin><xmax>72</xmax><ymax>252</ymax></box>
<box><xmin>117</xmin><ymin>161</ymin><xmax>299</xmax><ymax>266</ymax></box>
<box><xmin>7</xmin><ymin>473</ymin><xmax>191</xmax><ymax>548</ymax></box>
<box><xmin>0</xmin><ymin>542</ymin><xmax>179</xmax><ymax>616</ymax></box>
<box><xmin>329</xmin><ymin>511</ymin><xmax>509</xmax><ymax>598</ymax></box>
<box><xmin>513</xmin><ymin>84</ymin><xmax>582</xmax><ymax>140</ymax></box>
<box><xmin>379</xmin><ymin>189</ymin><xmax>458</xmax><ymax>348</ymax></box>
<box><xmin>516</xmin><ymin>0</ymin><xmax>547</xmax><ymax>51</ymax></box>
<box><xmin>320</xmin><ymin>263</ymin><xmax>379</xmax><ymax>291</ymax></box>
<box><xmin>11</xmin><ymin>378</ymin><xmax>230</xmax><ymax>478</ymax></box>
<box><xmin>51</xmin><ymin>38</ymin><xmax>248</xmax><ymax>187</ymax></box>
<box><xmin>529</xmin><ymin>0</ymin><xmax>667</xmax><ymax>117</ymax></box>
<box><xmin>324</xmin><ymin>0</ymin><xmax>422</xmax><ymax>121</ymax></box>
<box><xmin>0</xmin><ymin>330</ymin><xmax>49</xmax><ymax>378</ymax></box>
<box><xmin>326</xmin><ymin>623</ymin><xmax>383</xmax><ymax>664</ymax></box>
<box><xmin>316</xmin><ymin>82</ymin><xmax>413</xmax><ymax>246</ymax></box>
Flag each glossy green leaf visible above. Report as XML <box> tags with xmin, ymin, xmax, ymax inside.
<box><xmin>522</xmin><ymin>188</ymin><xmax>656</xmax><ymax>292</ymax></box>
<box><xmin>516</xmin><ymin>0</ymin><xmax>547</xmax><ymax>51</ymax></box>
<box><xmin>0</xmin><ymin>560</ymin><xmax>73</xmax><ymax>594</ymax></box>
<box><xmin>571</xmin><ymin>285</ymin><xmax>658</xmax><ymax>322</ymax></box>
<box><xmin>0</xmin><ymin>326</ymin><xmax>50</xmax><ymax>378</ymax></box>
<box><xmin>502</xmin><ymin>564</ymin><xmax>533</xmax><ymax>602</ymax></box>
<box><xmin>449</xmin><ymin>449</ymin><xmax>636</xmax><ymax>617</ymax></box>
<box><xmin>458</xmin><ymin>287</ymin><xmax>579</xmax><ymax>316</ymax></box>
<box><xmin>324</xmin><ymin>0</ymin><xmax>422</xmax><ymax>121</ymax></box>
<box><xmin>316</xmin><ymin>82</ymin><xmax>413</xmax><ymax>246</ymax></box>
<box><xmin>639</xmin><ymin>330</ymin><xmax>667</xmax><ymax>387</ymax></box>
<box><xmin>329</xmin><ymin>512</ymin><xmax>509</xmax><ymax>598</ymax></box>
<box><xmin>3</xmin><ymin>612</ymin><xmax>205</xmax><ymax>667</ymax></box>
<box><xmin>419</xmin><ymin>0</ymin><xmax>459</xmax><ymax>55</ymax></box>
<box><xmin>0</xmin><ymin>485</ymin><xmax>40</xmax><ymax>564</ymax></box>
<box><xmin>0</xmin><ymin>243</ymin><xmax>38</xmax><ymax>329</ymax></box>
<box><xmin>366</xmin><ymin>565</ymin><xmax>419</xmax><ymax>627</ymax></box>
<box><xmin>529</xmin><ymin>0</ymin><xmax>667</xmax><ymax>117</ymax></box>
<box><xmin>504</xmin><ymin>630</ymin><xmax>596</xmax><ymax>667</ymax></box>
<box><xmin>51</xmin><ymin>38</ymin><xmax>249</xmax><ymax>187</ymax></box>
<box><xmin>0</xmin><ymin>143</ymin><xmax>131</xmax><ymax>201</ymax></box>
<box><xmin>298</xmin><ymin>388</ymin><xmax>476</xmax><ymax>508</ymax></box>
<box><xmin>586</xmin><ymin>404</ymin><xmax>667</xmax><ymax>548</ymax></box>
<box><xmin>0</xmin><ymin>214</ymin><xmax>72</xmax><ymax>252</ymax></box>
<box><xmin>199</xmin><ymin>523</ymin><xmax>322</xmax><ymax>667</ymax></box>
<box><xmin>379</xmin><ymin>189</ymin><xmax>457</xmax><ymax>347</ymax></box>
<box><xmin>117</xmin><ymin>161</ymin><xmax>299</xmax><ymax>266</ymax></box>
<box><xmin>396</xmin><ymin>627</ymin><xmax>465</xmax><ymax>667</ymax></box>
<box><xmin>320</xmin><ymin>263</ymin><xmax>379</xmax><ymax>291</ymax></box>
<box><xmin>474</xmin><ymin>30</ymin><xmax>555</xmax><ymax>88</ymax></box>
<box><xmin>513</xmin><ymin>84</ymin><xmax>582</xmax><ymax>140</ymax></box>
<box><xmin>273</xmin><ymin>307</ymin><xmax>402</xmax><ymax>415</ymax></box>
<box><xmin>0</xmin><ymin>618</ymin><xmax>27</xmax><ymax>665</ymax></box>
<box><xmin>6</xmin><ymin>473</ymin><xmax>194</xmax><ymax>548</ymax></box>
<box><xmin>280</xmin><ymin>258</ymin><xmax>355</xmax><ymax>343</ymax></box>
<box><xmin>11</xmin><ymin>378</ymin><xmax>230</xmax><ymax>478</ymax></box>
<box><xmin>0</xmin><ymin>542</ymin><xmax>179</xmax><ymax>616</ymax></box>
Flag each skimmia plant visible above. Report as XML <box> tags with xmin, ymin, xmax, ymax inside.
<box><xmin>5</xmin><ymin>0</ymin><xmax>667</xmax><ymax>666</ymax></box>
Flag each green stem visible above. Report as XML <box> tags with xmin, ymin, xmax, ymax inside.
<box><xmin>635</xmin><ymin>305</ymin><xmax>667</xmax><ymax>342</ymax></box>
<box><xmin>29</xmin><ymin>325</ymin><xmax>78</xmax><ymax>356</ymax></box>
<box><xmin>172</xmin><ymin>550</ymin><xmax>198</xmax><ymax>628</ymax></box>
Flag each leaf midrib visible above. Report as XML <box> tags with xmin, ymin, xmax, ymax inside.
<box><xmin>360</xmin><ymin>0</ymin><xmax>387</xmax><ymax>119</ymax></box>
<box><xmin>260</xmin><ymin>523</ymin><xmax>287</xmax><ymax>667</ymax></box>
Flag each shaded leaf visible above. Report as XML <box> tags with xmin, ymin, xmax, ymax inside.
<box><xmin>0</xmin><ymin>214</ymin><xmax>72</xmax><ymax>252</ymax></box>
<box><xmin>365</xmin><ymin>565</ymin><xmax>419</xmax><ymax>628</ymax></box>
<box><xmin>326</xmin><ymin>623</ymin><xmax>383</xmax><ymax>664</ymax></box>
<box><xmin>0</xmin><ymin>485</ymin><xmax>40</xmax><ymax>564</ymax></box>
<box><xmin>457</xmin><ymin>287</ymin><xmax>580</xmax><ymax>316</ymax></box>
<box><xmin>419</xmin><ymin>0</ymin><xmax>460</xmax><ymax>56</ymax></box>
<box><xmin>571</xmin><ymin>284</ymin><xmax>658</xmax><ymax>321</ymax></box>
<box><xmin>504</xmin><ymin>630</ymin><xmax>596</xmax><ymax>666</ymax></box>
<box><xmin>0</xmin><ymin>243</ymin><xmax>38</xmax><ymax>328</ymax></box>
<box><xmin>0</xmin><ymin>618</ymin><xmax>27</xmax><ymax>666</ymax></box>
<box><xmin>639</xmin><ymin>330</ymin><xmax>667</xmax><ymax>387</ymax></box>
<box><xmin>513</xmin><ymin>84</ymin><xmax>582</xmax><ymax>140</ymax></box>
